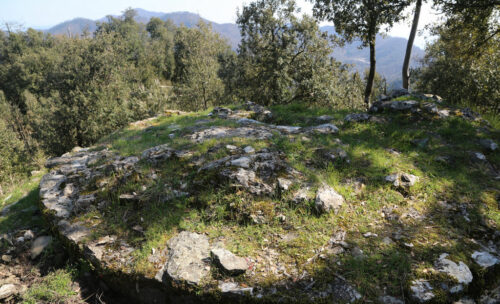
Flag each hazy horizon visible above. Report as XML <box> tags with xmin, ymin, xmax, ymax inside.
<box><xmin>0</xmin><ymin>0</ymin><xmax>440</xmax><ymax>48</ymax></box>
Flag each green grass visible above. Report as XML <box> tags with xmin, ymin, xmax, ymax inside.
<box><xmin>22</xmin><ymin>268</ymin><xmax>78</xmax><ymax>304</ymax></box>
<box><xmin>49</xmin><ymin>101</ymin><xmax>500</xmax><ymax>302</ymax></box>
<box><xmin>0</xmin><ymin>171</ymin><xmax>45</xmax><ymax>234</ymax></box>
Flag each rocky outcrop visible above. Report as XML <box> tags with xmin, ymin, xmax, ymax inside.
<box><xmin>156</xmin><ymin>232</ymin><xmax>211</xmax><ymax>286</ymax></box>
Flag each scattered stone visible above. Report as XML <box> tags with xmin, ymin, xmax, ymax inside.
<box><xmin>292</xmin><ymin>186</ymin><xmax>313</xmax><ymax>204</ymax></box>
<box><xmin>363</xmin><ymin>232</ymin><xmax>378</xmax><ymax>238</ymax></box>
<box><xmin>156</xmin><ymin>231</ymin><xmax>210</xmax><ymax>286</ymax></box>
<box><xmin>319</xmin><ymin>148</ymin><xmax>350</xmax><ymax>164</ymax></box>
<box><xmin>390</xmin><ymin>88</ymin><xmax>409</xmax><ymax>98</ymax></box>
<box><xmin>315</xmin><ymin>184</ymin><xmax>345</xmax><ymax>214</ymax></box>
<box><xmin>75</xmin><ymin>194</ymin><xmax>96</xmax><ymax>211</ymax></box>
<box><xmin>385</xmin><ymin>173</ymin><xmax>419</xmax><ymax>188</ymax></box>
<box><xmin>0</xmin><ymin>284</ymin><xmax>17</xmax><ymax>300</ymax></box>
<box><xmin>243</xmin><ymin>146</ymin><xmax>255</xmax><ymax>154</ymax></box>
<box><xmin>480</xmin><ymin>139</ymin><xmax>498</xmax><ymax>151</ymax></box>
<box><xmin>219</xmin><ymin>282</ymin><xmax>253</xmax><ymax>296</ymax></box>
<box><xmin>231</xmin><ymin>157</ymin><xmax>251</xmax><ymax>169</ymax></box>
<box><xmin>471</xmin><ymin>251</ymin><xmax>499</xmax><ymax>268</ymax></box>
<box><xmin>141</xmin><ymin>144</ymin><xmax>174</xmax><ymax>161</ymax></box>
<box><xmin>309</xmin><ymin>123</ymin><xmax>339</xmax><ymax>134</ymax></box>
<box><xmin>245</xmin><ymin>101</ymin><xmax>273</xmax><ymax>122</ymax></box>
<box><xmin>276</xmin><ymin>125</ymin><xmax>302</xmax><ymax>134</ymax></box>
<box><xmin>422</xmin><ymin>102</ymin><xmax>439</xmax><ymax>114</ymax></box>
<box><xmin>191</xmin><ymin>126</ymin><xmax>273</xmax><ymax>143</ymax></box>
<box><xmin>1</xmin><ymin>255</ymin><xmax>12</xmax><ymax>263</ymax></box>
<box><xmin>23</xmin><ymin>230</ymin><xmax>35</xmax><ymax>240</ymax></box>
<box><xmin>410</xmin><ymin>280</ymin><xmax>435</xmax><ymax>303</ymax></box>
<box><xmin>434</xmin><ymin>253</ymin><xmax>473</xmax><ymax>287</ymax></box>
<box><xmin>345</xmin><ymin>113</ymin><xmax>370</xmax><ymax>123</ymax></box>
<box><xmin>382</xmin><ymin>237</ymin><xmax>394</xmax><ymax>245</ymax></box>
<box><xmin>211</xmin><ymin>247</ymin><xmax>248</xmax><ymax>275</ymax></box>
<box><xmin>226</xmin><ymin>145</ymin><xmax>239</xmax><ymax>152</ymax></box>
<box><xmin>277</xmin><ymin>178</ymin><xmax>293</xmax><ymax>191</ymax></box>
<box><xmin>471</xmin><ymin>152</ymin><xmax>487</xmax><ymax>162</ymax></box>
<box><xmin>351</xmin><ymin>247</ymin><xmax>364</xmax><ymax>259</ymax></box>
<box><xmin>209</xmin><ymin>107</ymin><xmax>233</xmax><ymax>118</ymax></box>
<box><xmin>236</xmin><ymin>118</ymin><xmax>262</xmax><ymax>125</ymax></box>
<box><xmin>30</xmin><ymin>236</ymin><xmax>53</xmax><ymax>259</ymax></box>
<box><xmin>118</xmin><ymin>194</ymin><xmax>138</xmax><ymax>203</ymax></box>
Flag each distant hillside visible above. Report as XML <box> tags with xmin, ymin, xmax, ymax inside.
<box><xmin>45</xmin><ymin>9</ymin><xmax>424</xmax><ymax>84</ymax></box>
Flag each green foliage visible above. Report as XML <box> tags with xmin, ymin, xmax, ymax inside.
<box><xmin>311</xmin><ymin>0</ymin><xmax>412</xmax><ymax>105</ymax></box>
<box><xmin>0</xmin><ymin>91</ymin><xmax>30</xmax><ymax>187</ymax></box>
<box><xmin>414</xmin><ymin>10</ymin><xmax>499</xmax><ymax>113</ymax></box>
<box><xmin>22</xmin><ymin>268</ymin><xmax>78</xmax><ymax>304</ymax></box>
<box><xmin>236</xmin><ymin>0</ymin><xmax>362</xmax><ymax>106</ymax></box>
<box><xmin>173</xmin><ymin>22</ymin><xmax>230</xmax><ymax>110</ymax></box>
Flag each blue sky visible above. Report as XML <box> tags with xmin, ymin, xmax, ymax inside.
<box><xmin>0</xmin><ymin>0</ymin><xmax>439</xmax><ymax>48</ymax></box>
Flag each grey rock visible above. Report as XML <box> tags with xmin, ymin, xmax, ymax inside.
<box><xmin>317</xmin><ymin>115</ymin><xmax>334</xmax><ymax>122</ymax></box>
<box><xmin>315</xmin><ymin>184</ymin><xmax>344</xmax><ymax>214</ymax></box>
<box><xmin>209</xmin><ymin>107</ymin><xmax>233</xmax><ymax>118</ymax></box>
<box><xmin>158</xmin><ymin>231</ymin><xmax>210</xmax><ymax>286</ymax></box>
<box><xmin>277</xmin><ymin>178</ymin><xmax>293</xmax><ymax>191</ymax></box>
<box><xmin>75</xmin><ymin>194</ymin><xmax>96</xmax><ymax>211</ymax></box>
<box><xmin>231</xmin><ymin>157</ymin><xmax>251</xmax><ymax>169</ymax></box>
<box><xmin>480</xmin><ymin>139</ymin><xmax>498</xmax><ymax>151</ymax></box>
<box><xmin>390</xmin><ymin>88</ymin><xmax>409</xmax><ymax>98</ymax></box>
<box><xmin>379</xmin><ymin>295</ymin><xmax>404</xmax><ymax>304</ymax></box>
<box><xmin>0</xmin><ymin>284</ymin><xmax>17</xmax><ymax>300</ymax></box>
<box><xmin>390</xmin><ymin>100</ymin><xmax>419</xmax><ymax>111</ymax></box>
<box><xmin>363</xmin><ymin>232</ymin><xmax>378</xmax><ymax>238</ymax></box>
<box><xmin>236</xmin><ymin>118</ymin><xmax>262</xmax><ymax>125</ymax></box>
<box><xmin>23</xmin><ymin>230</ymin><xmax>35</xmax><ymax>240</ymax></box>
<box><xmin>471</xmin><ymin>152</ymin><xmax>487</xmax><ymax>162</ymax></box>
<box><xmin>471</xmin><ymin>251</ymin><xmax>499</xmax><ymax>268</ymax></box>
<box><xmin>245</xmin><ymin>101</ymin><xmax>273</xmax><ymax>122</ymax></box>
<box><xmin>243</xmin><ymin>146</ymin><xmax>255</xmax><ymax>154</ymax></box>
<box><xmin>276</xmin><ymin>125</ymin><xmax>302</xmax><ymax>134</ymax></box>
<box><xmin>345</xmin><ymin>113</ymin><xmax>370</xmax><ymax>123</ymax></box>
<box><xmin>435</xmin><ymin>253</ymin><xmax>473</xmax><ymax>285</ymax></box>
<box><xmin>327</xmin><ymin>279</ymin><xmax>362</xmax><ymax>303</ymax></box>
<box><xmin>219</xmin><ymin>282</ymin><xmax>253</xmax><ymax>296</ymax></box>
<box><xmin>385</xmin><ymin>173</ymin><xmax>419</xmax><ymax>188</ymax></box>
<box><xmin>191</xmin><ymin>126</ymin><xmax>273</xmax><ymax>143</ymax></box>
<box><xmin>1</xmin><ymin>255</ymin><xmax>12</xmax><ymax>263</ymax></box>
<box><xmin>30</xmin><ymin>236</ymin><xmax>53</xmax><ymax>259</ymax></box>
<box><xmin>422</xmin><ymin>102</ymin><xmax>439</xmax><ymax>114</ymax></box>
<box><xmin>141</xmin><ymin>144</ymin><xmax>174</xmax><ymax>161</ymax></box>
<box><xmin>58</xmin><ymin>220</ymin><xmax>90</xmax><ymax>243</ymax></box>
<box><xmin>309</xmin><ymin>123</ymin><xmax>339</xmax><ymax>134</ymax></box>
<box><xmin>410</xmin><ymin>280</ymin><xmax>435</xmax><ymax>303</ymax></box>
<box><xmin>211</xmin><ymin>247</ymin><xmax>248</xmax><ymax>275</ymax></box>
<box><xmin>292</xmin><ymin>187</ymin><xmax>313</xmax><ymax>204</ymax></box>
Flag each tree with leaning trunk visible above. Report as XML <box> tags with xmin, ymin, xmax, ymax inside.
<box><xmin>311</xmin><ymin>0</ymin><xmax>411</xmax><ymax>107</ymax></box>
<box><xmin>402</xmin><ymin>0</ymin><xmax>423</xmax><ymax>90</ymax></box>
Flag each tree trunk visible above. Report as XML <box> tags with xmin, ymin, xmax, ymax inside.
<box><xmin>364</xmin><ymin>38</ymin><xmax>376</xmax><ymax>108</ymax></box>
<box><xmin>402</xmin><ymin>0</ymin><xmax>422</xmax><ymax>90</ymax></box>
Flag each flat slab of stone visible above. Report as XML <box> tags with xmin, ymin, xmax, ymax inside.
<box><xmin>158</xmin><ymin>231</ymin><xmax>210</xmax><ymax>286</ymax></box>
<box><xmin>0</xmin><ymin>284</ymin><xmax>17</xmax><ymax>300</ymax></box>
<box><xmin>308</xmin><ymin>124</ymin><xmax>339</xmax><ymax>134</ymax></box>
<box><xmin>190</xmin><ymin>126</ymin><xmax>273</xmax><ymax>143</ymax></box>
<box><xmin>219</xmin><ymin>282</ymin><xmax>253</xmax><ymax>296</ymax></box>
<box><xmin>435</xmin><ymin>253</ymin><xmax>473</xmax><ymax>285</ymax></box>
<box><xmin>211</xmin><ymin>248</ymin><xmax>248</xmax><ymax>275</ymax></box>
<box><xmin>471</xmin><ymin>251</ymin><xmax>499</xmax><ymax>268</ymax></box>
<box><xmin>30</xmin><ymin>236</ymin><xmax>53</xmax><ymax>259</ymax></box>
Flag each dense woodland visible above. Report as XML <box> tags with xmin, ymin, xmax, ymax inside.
<box><xmin>0</xmin><ymin>0</ymin><xmax>498</xmax><ymax>191</ymax></box>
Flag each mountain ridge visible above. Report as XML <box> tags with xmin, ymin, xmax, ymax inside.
<box><xmin>44</xmin><ymin>8</ymin><xmax>424</xmax><ymax>84</ymax></box>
